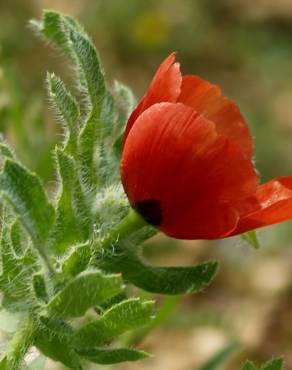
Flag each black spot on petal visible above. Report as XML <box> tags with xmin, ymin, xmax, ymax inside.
<box><xmin>134</xmin><ymin>200</ymin><xmax>162</xmax><ymax>226</ymax></box>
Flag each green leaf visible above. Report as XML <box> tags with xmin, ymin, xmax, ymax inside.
<box><xmin>31</xmin><ymin>11</ymin><xmax>71</xmax><ymax>56</ymax></box>
<box><xmin>66</xmin><ymin>17</ymin><xmax>105</xmax><ymax>113</ymax></box>
<box><xmin>0</xmin><ymin>160</ymin><xmax>55</xmax><ymax>245</ymax></box>
<box><xmin>198</xmin><ymin>341</ymin><xmax>240</xmax><ymax>370</ymax></box>
<box><xmin>47</xmin><ymin>73</ymin><xmax>79</xmax><ymax>155</ymax></box>
<box><xmin>0</xmin><ymin>210</ymin><xmax>35</xmax><ymax>311</ymax></box>
<box><xmin>241</xmin><ymin>361</ymin><xmax>258</xmax><ymax>370</ymax></box>
<box><xmin>35</xmin><ymin>327</ymin><xmax>82</xmax><ymax>370</ymax></box>
<box><xmin>0</xmin><ymin>357</ymin><xmax>7</xmax><ymax>370</ymax></box>
<box><xmin>113</xmin><ymin>80</ymin><xmax>136</xmax><ymax>155</ymax></box>
<box><xmin>62</xmin><ymin>243</ymin><xmax>91</xmax><ymax>277</ymax></box>
<box><xmin>241</xmin><ymin>230</ymin><xmax>260</xmax><ymax>249</ymax></box>
<box><xmin>33</xmin><ymin>273</ymin><xmax>48</xmax><ymax>302</ymax></box>
<box><xmin>0</xmin><ymin>142</ymin><xmax>14</xmax><ymax>160</ymax></box>
<box><xmin>75</xmin><ymin>298</ymin><xmax>154</xmax><ymax>347</ymax></box>
<box><xmin>78</xmin><ymin>347</ymin><xmax>149</xmax><ymax>365</ymax></box>
<box><xmin>47</xmin><ymin>271</ymin><xmax>124</xmax><ymax>317</ymax></box>
<box><xmin>98</xmin><ymin>245</ymin><xmax>218</xmax><ymax>295</ymax></box>
<box><xmin>261</xmin><ymin>358</ymin><xmax>284</xmax><ymax>370</ymax></box>
<box><xmin>10</xmin><ymin>220</ymin><xmax>25</xmax><ymax>255</ymax></box>
<box><xmin>51</xmin><ymin>148</ymin><xmax>88</xmax><ymax>252</ymax></box>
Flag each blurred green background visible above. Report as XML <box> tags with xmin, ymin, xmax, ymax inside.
<box><xmin>1</xmin><ymin>0</ymin><xmax>292</xmax><ymax>369</ymax></box>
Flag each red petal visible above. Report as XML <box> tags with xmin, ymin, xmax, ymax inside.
<box><xmin>178</xmin><ymin>75</ymin><xmax>253</xmax><ymax>159</ymax></box>
<box><xmin>231</xmin><ymin>177</ymin><xmax>292</xmax><ymax>235</ymax></box>
<box><xmin>121</xmin><ymin>103</ymin><xmax>258</xmax><ymax>239</ymax></box>
<box><xmin>124</xmin><ymin>53</ymin><xmax>182</xmax><ymax>141</ymax></box>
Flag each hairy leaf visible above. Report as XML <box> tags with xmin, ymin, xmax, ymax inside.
<box><xmin>35</xmin><ymin>327</ymin><xmax>81</xmax><ymax>370</ymax></box>
<box><xmin>241</xmin><ymin>361</ymin><xmax>258</xmax><ymax>370</ymax></box>
<box><xmin>47</xmin><ymin>73</ymin><xmax>79</xmax><ymax>155</ymax></box>
<box><xmin>62</xmin><ymin>243</ymin><xmax>91</xmax><ymax>276</ymax></box>
<box><xmin>0</xmin><ymin>160</ymin><xmax>55</xmax><ymax>245</ymax></box>
<box><xmin>75</xmin><ymin>298</ymin><xmax>154</xmax><ymax>347</ymax></box>
<box><xmin>48</xmin><ymin>271</ymin><xmax>124</xmax><ymax>317</ymax></box>
<box><xmin>98</xmin><ymin>245</ymin><xmax>218</xmax><ymax>295</ymax></box>
<box><xmin>78</xmin><ymin>347</ymin><xmax>149</xmax><ymax>364</ymax></box>
<box><xmin>261</xmin><ymin>358</ymin><xmax>284</xmax><ymax>370</ymax></box>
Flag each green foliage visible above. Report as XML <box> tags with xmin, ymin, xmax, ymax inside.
<box><xmin>47</xmin><ymin>271</ymin><xmax>124</xmax><ymax>317</ymax></box>
<box><xmin>98</xmin><ymin>244</ymin><xmax>218</xmax><ymax>294</ymax></box>
<box><xmin>198</xmin><ymin>341</ymin><xmax>240</xmax><ymax>370</ymax></box>
<box><xmin>75</xmin><ymin>298</ymin><xmax>154</xmax><ymax>347</ymax></box>
<box><xmin>0</xmin><ymin>8</ymin><xmax>246</xmax><ymax>370</ymax></box>
<box><xmin>261</xmin><ymin>358</ymin><xmax>284</xmax><ymax>370</ymax></box>
<box><xmin>242</xmin><ymin>361</ymin><xmax>258</xmax><ymax>370</ymax></box>
<box><xmin>78</xmin><ymin>347</ymin><xmax>149</xmax><ymax>364</ymax></box>
<box><xmin>0</xmin><ymin>160</ymin><xmax>55</xmax><ymax>247</ymax></box>
<box><xmin>241</xmin><ymin>358</ymin><xmax>284</xmax><ymax>370</ymax></box>
<box><xmin>241</xmin><ymin>230</ymin><xmax>260</xmax><ymax>249</ymax></box>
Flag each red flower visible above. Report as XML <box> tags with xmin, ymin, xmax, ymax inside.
<box><xmin>121</xmin><ymin>53</ymin><xmax>292</xmax><ymax>239</ymax></box>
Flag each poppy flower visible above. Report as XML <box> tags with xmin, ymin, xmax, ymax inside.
<box><xmin>121</xmin><ymin>53</ymin><xmax>292</xmax><ymax>240</ymax></box>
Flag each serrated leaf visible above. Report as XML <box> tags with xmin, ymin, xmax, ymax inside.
<box><xmin>48</xmin><ymin>271</ymin><xmax>123</xmax><ymax>317</ymax></box>
<box><xmin>62</xmin><ymin>243</ymin><xmax>91</xmax><ymax>277</ymax></box>
<box><xmin>47</xmin><ymin>73</ymin><xmax>79</xmax><ymax>155</ymax></box>
<box><xmin>75</xmin><ymin>298</ymin><xmax>154</xmax><ymax>347</ymax></box>
<box><xmin>261</xmin><ymin>358</ymin><xmax>284</xmax><ymax>370</ymax></box>
<box><xmin>98</xmin><ymin>245</ymin><xmax>218</xmax><ymax>295</ymax></box>
<box><xmin>0</xmin><ymin>160</ymin><xmax>55</xmax><ymax>245</ymax></box>
<box><xmin>241</xmin><ymin>230</ymin><xmax>260</xmax><ymax>249</ymax></box>
<box><xmin>78</xmin><ymin>347</ymin><xmax>149</xmax><ymax>364</ymax></box>
<box><xmin>198</xmin><ymin>341</ymin><xmax>240</xmax><ymax>370</ymax></box>
<box><xmin>241</xmin><ymin>361</ymin><xmax>258</xmax><ymax>370</ymax></box>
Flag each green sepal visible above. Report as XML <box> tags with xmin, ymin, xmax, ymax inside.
<box><xmin>78</xmin><ymin>347</ymin><xmax>149</xmax><ymax>365</ymax></box>
<box><xmin>47</xmin><ymin>270</ymin><xmax>124</xmax><ymax>317</ymax></box>
<box><xmin>241</xmin><ymin>230</ymin><xmax>260</xmax><ymax>249</ymax></box>
<box><xmin>75</xmin><ymin>298</ymin><xmax>154</xmax><ymax>347</ymax></box>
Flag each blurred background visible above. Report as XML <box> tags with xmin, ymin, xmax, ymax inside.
<box><xmin>1</xmin><ymin>0</ymin><xmax>292</xmax><ymax>369</ymax></box>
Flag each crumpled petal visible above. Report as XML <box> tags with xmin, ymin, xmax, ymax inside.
<box><xmin>121</xmin><ymin>102</ymin><xmax>258</xmax><ymax>239</ymax></box>
<box><xmin>231</xmin><ymin>177</ymin><xmax>292</xmax><ymax>235</ymax></box>
<box><xmin>178</xmin><ymin>75</ymin><xmax>253</xmax><ymax>159</ymax></box>
<box><xmin>124</xmin><ymin>53</ymin><xmax>182</xmax><ymax>141</ymax></box>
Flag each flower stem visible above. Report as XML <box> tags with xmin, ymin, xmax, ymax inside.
<box><xmin>5</xmin><ymin>316</ymin><xmax>35</xmax><ymax>369</ymax></box>
<box><xmin>94</xmin><ymin>208</ymin><xmax>147</xmax><ymax>252</ymax></box>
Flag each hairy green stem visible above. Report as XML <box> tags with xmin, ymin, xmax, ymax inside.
<box><xmin>94</xmin><ymin>208</ymin><xmax>147</xmax><ymax>252</ymax></box>
<box><xmin>5</xmin><ymin>316</ymin><xmax>35</xmax><ymax>369</ymax></box>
